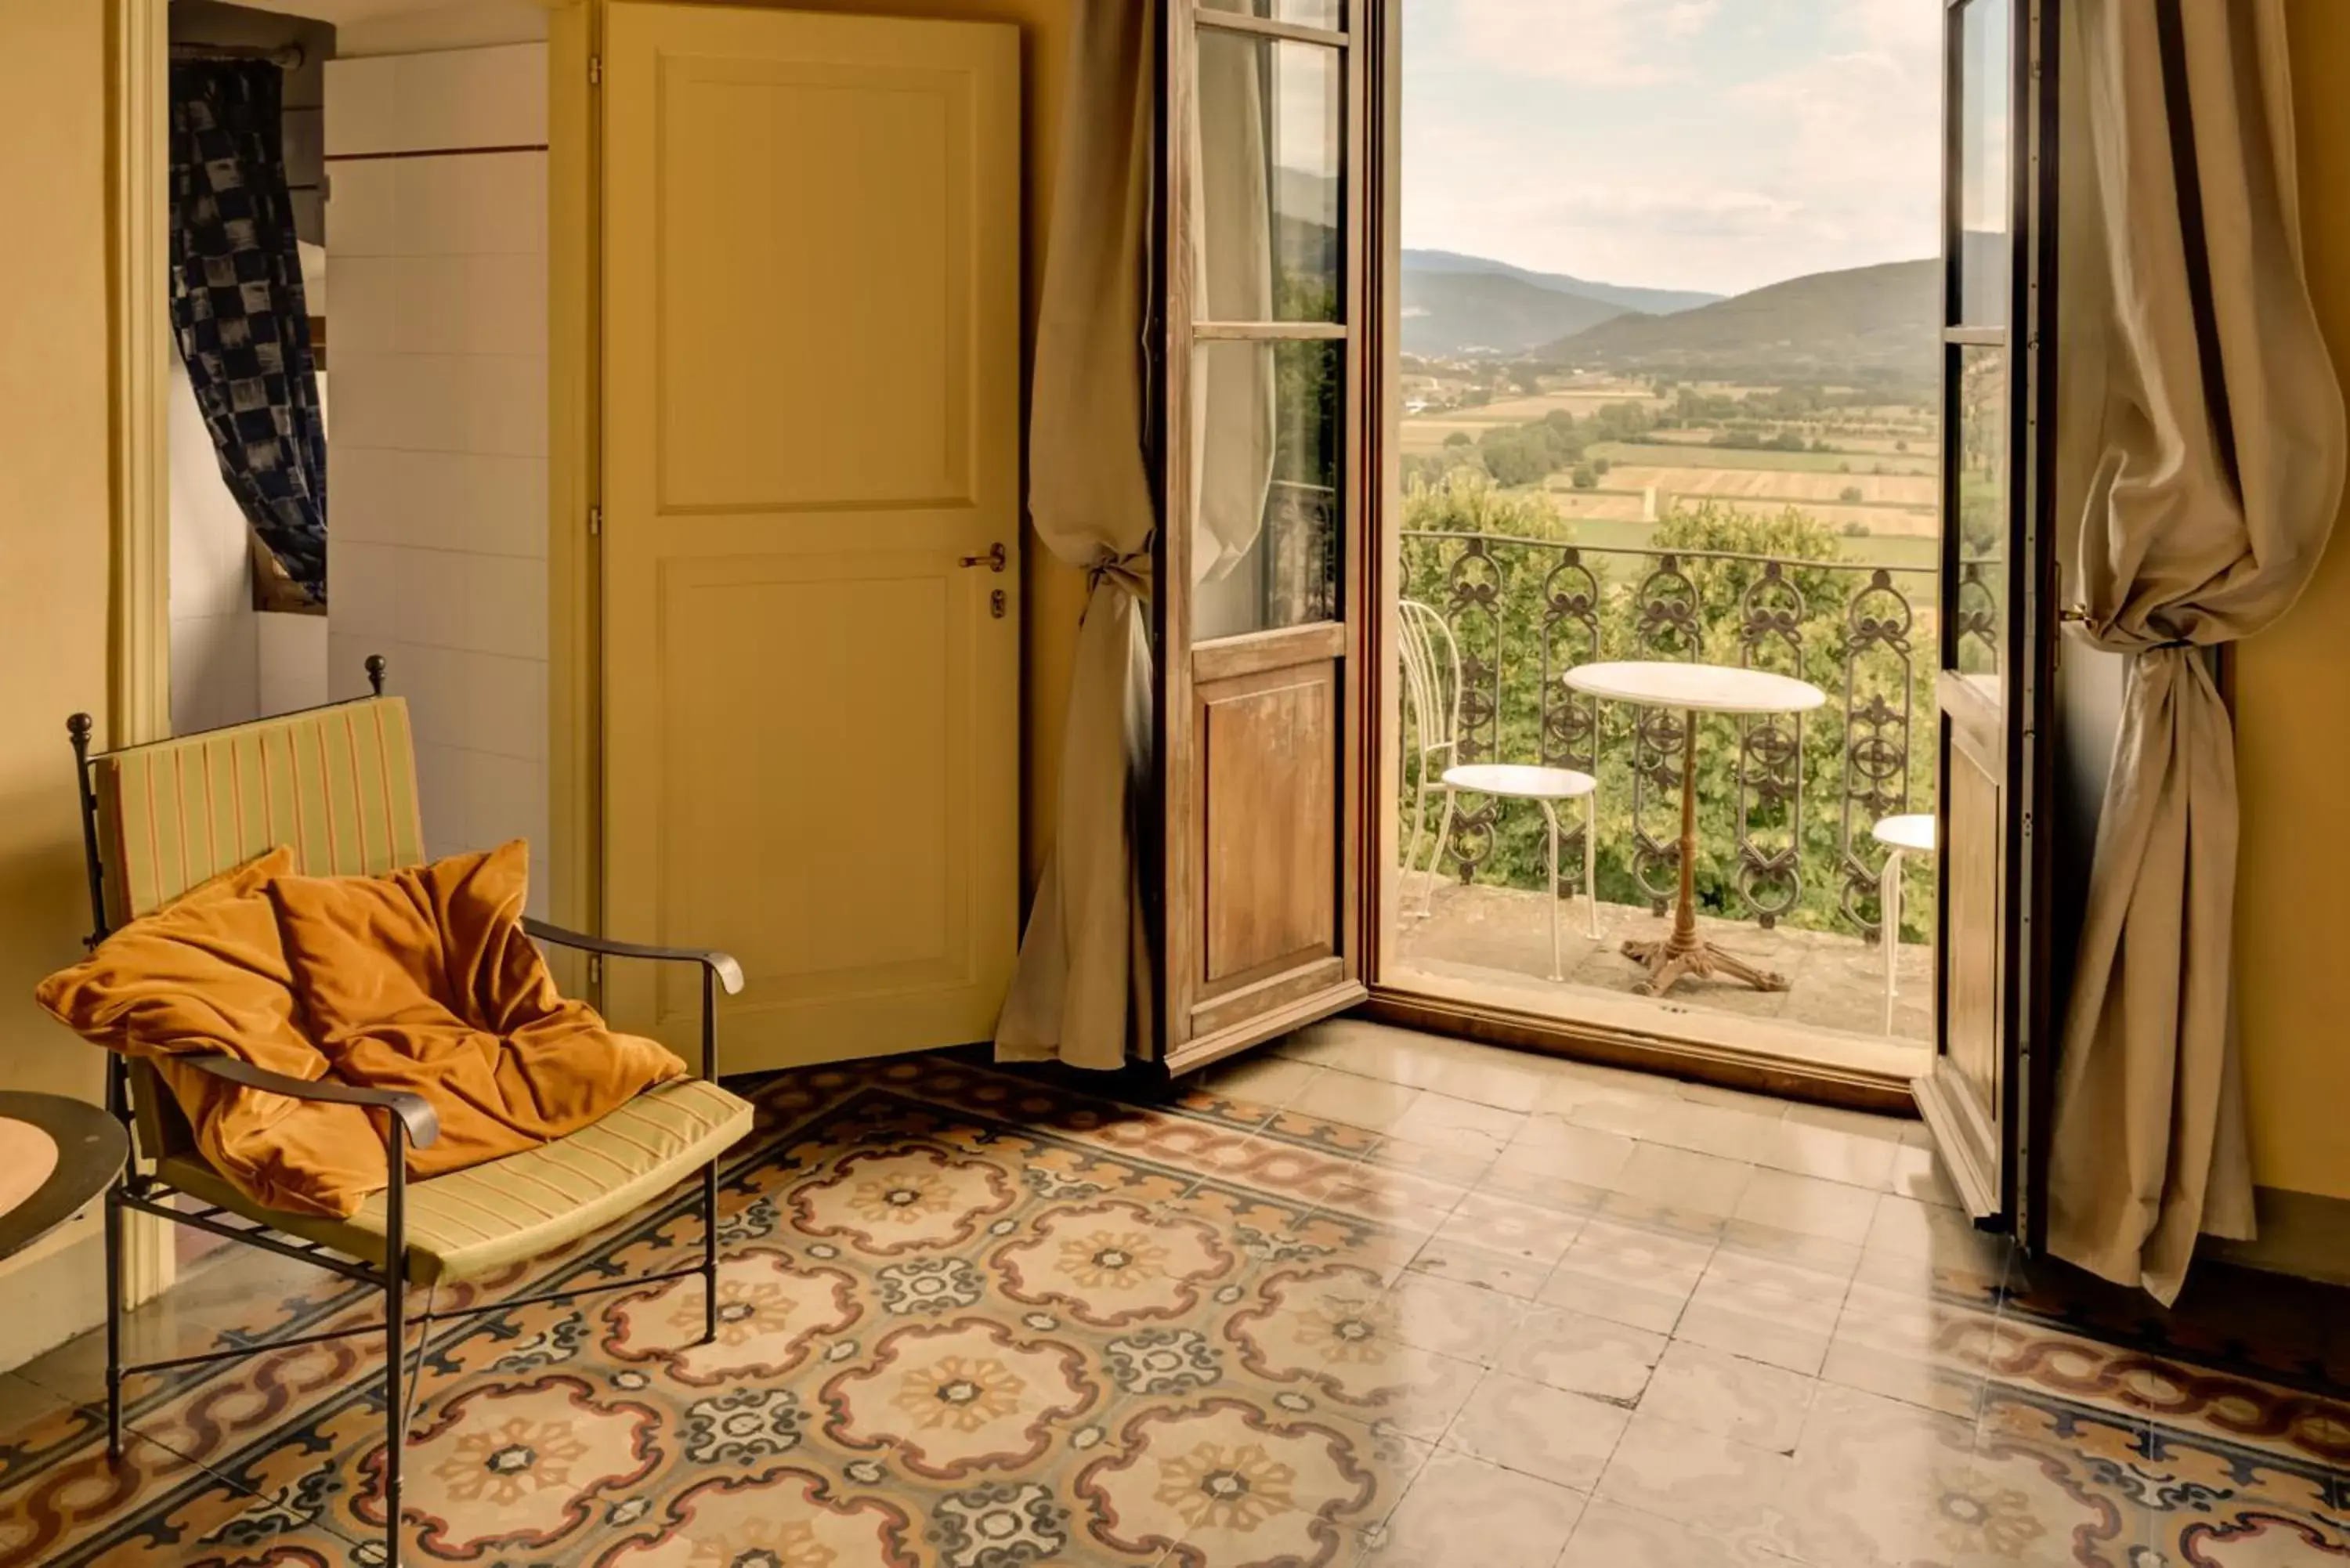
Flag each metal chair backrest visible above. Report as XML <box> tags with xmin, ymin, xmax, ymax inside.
<box><xmin>1397</xmin><ymin>599</ymin><xmax>1462</xmax><ymax>768</ymax></box>
<box><xmin>71</xmin><ymin>692</ymin><xmax>427</xmax><ymax>1161</ymax></box>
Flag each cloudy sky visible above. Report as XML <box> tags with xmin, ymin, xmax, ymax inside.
<box><xmin>1400</xmin><ymin>0</ymin><xmax>1945</xmax><ymax>298</ymax></box>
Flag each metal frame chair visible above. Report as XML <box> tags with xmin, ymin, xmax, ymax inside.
<box><xmin>1397</xmin><ymin>598</ymin><xmax>1462</xmax><ymax>916</ymax></box>
<box><xmin>68</xmin><ymin>656</ymin><xmax>749</xmax><ymax>1566</ymax></box>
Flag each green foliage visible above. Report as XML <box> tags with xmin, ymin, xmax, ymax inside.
<box><xmin>1838</xmin><ymin>485</ymin><xmax>1864</xmax><ymax>504</ymax></box>
<box><xmin>1570</xmin><ymin>464</ymin><xmax>1599</xmax><ymax>490</ymax></box>
<box><xmin>1400</xmin><ymin>497</ymin><xmax>1936</xmax><ymax>942</ymax></box>
<box><xmin>1402</xmin><ymin>468</ymin><xmax>1565</xmax><ymax>538</ymax></box>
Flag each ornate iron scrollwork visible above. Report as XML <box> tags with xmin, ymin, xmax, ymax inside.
<box><xmin>1538</xmin><ymin>549</ymin><xmax>1602</xmax><ymax>897</ymax></box>
<box><xmin>1393</xmin><ymin>529</ymin><xmax>1929</xmax><ymax>946</ymax></box>
<box><xmin>1628</xmin><ymin>555</ymin><xmax>1699</xmax><ymax>910</ymax></box>
<box><xmin>1839</xmin><ymin>569</ymin><xmax>1917</xmax><ymax>936</ymax></box>
<box><xmin>1440</xmin><ymin>537</ymin><xmax>1504</xmax><ymax>882</ymax></box>
<box><xmin>1734</xmin><ymin>562</ymin><xmax>1806</xmax><ymax>926</ymax></box>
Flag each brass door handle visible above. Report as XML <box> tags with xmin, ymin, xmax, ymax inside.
<box><xmin>959</xmin><ymin>544</ymin><xmax>1008</xmax><ymax>573</ymax></box>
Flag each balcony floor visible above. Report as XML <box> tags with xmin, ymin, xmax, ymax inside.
<box><xmin>1390</xmin><ymin>877</ymin><xmax>1934</xmax><ymax>1077</ymax></box>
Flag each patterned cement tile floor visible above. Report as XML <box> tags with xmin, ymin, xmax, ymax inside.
<box><xmin>1</xmin><ymin>1021</ymin><xmax>2345</xmax><ymax>1566</ymax></box>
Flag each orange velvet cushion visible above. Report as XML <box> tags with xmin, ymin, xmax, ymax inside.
<box><xmin>264</xmin><ymin>839</ymin><xmax>685</xmax><ymax>1190</ymax></box>
<box><xmin>34</xmin><ymin>847</ymin><xmax>388</xmax><ymax>1216</ymax></box>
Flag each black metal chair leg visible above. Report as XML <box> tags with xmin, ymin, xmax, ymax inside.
<box><xmin>103</xmin><ymin>1183</ymin><xmax>123</xmax><ymax>1463</ymax></box>
<box><xmin>701</xmin><ymin>1160</ymin><xmax>719</xmax><ymax>1345</ymax></box>
<box><xmin>699</xmin><ymin>966</ymin><xmax>719</xmax><ymax>1346</ymax></box>
<box><xmin>383</xmin><ymin>1129</ymin><xmax>407</xmax><ymax>1567</ymax></box>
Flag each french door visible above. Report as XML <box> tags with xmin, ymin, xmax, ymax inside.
<box><xmin>1913</xmin><ymin>0</ymin><xmax>2060</xmax><ymax>1237</ymax></box>
<box><xmin>1154</xmin><ymin>0</ymin><xmax>1372</xmax><ymax>1071</ymax></box>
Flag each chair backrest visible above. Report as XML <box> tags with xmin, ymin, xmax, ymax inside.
<box><xmin>78</xmin><ymin>695</ymin><xmax>427</xmax><ymax>1160</ymax></box>
<box><xmin>1397</xmin><ymin>599</ymin><xmax>1461</xmax><ymax>761</ymax></box>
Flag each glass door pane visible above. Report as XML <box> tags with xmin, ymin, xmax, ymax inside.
<box><xmin>1192</xmin><ymin>338</ymin><xmax>1343</xmax><ymax>638</ymax></box>
<box><xmin>1195</xmin><ymin>31</ymin><xmax>1344</xmax><ymax>321</ymax></box>
<box><xmin>1957</xmin><ymin>0</ymin><xmax>2013</xmax><ymax>327</ymax></box>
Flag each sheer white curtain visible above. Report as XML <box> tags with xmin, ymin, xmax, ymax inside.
<box><xmin>2048</xmin><ymin>0</ymin><xmax>2345</xmax><ymax>1302</ymax></box>
<box><xmin>993</xmin><ymin>0</ymin><xmax>1159</xmax><ymax>1068</ymax></box>
<box><xmin>1190</xmin><ymin>31</ymin><xmax>1278</xmax><ymax>604</ymax></box>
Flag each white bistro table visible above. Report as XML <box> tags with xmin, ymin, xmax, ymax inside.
<box><xmin>1564</xmin><ymin>661</ymin><xmax>1828</xmax><ymax>998</ymax></box>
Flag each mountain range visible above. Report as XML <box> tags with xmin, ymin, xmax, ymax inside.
<box><xmin>1537</xmin><ymin>258</ymin><xmax>1939</xmax><ymax>378</ymax></box>
<box><xmin>1398</xmin><ymin>249</ymin><xmax>1720</xmax><ymax>357</ymax></box>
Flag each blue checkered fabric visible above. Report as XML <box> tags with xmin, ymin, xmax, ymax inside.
<box><xmin>168</xmin><ymin>61</ymin><xmax>327</xmax><ymax>604</ymax></box>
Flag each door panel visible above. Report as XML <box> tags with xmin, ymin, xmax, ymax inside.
<box><xmin>1916</xmin><ymin>0</ymin><xmax>2054</xmax><ymax>1227</ymax></box>
<box><xmin>1159</xmin><ymin>0</ymin><xmax>1368</xmax><ymax>1075</ymax></box>
<box><xmin>1922</xmin><ymin>706</ymin><xmax>2005</xmax><ymax>1218</ymax></box>
<box><xmin>1199</xmin><ymin>658</ymin><xmax>1340</xmax><ymax>989</ymax></box>
<box><xmin>602</xmin><ymin>4</ymin><xmax>1020</xmax><ymax>1071</ymax></box>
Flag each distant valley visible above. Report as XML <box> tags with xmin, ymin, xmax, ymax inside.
<box><xmin>1399</xmin><ymin>249</ymin><xmax>1937</xmax><ymax>381</ymax></box>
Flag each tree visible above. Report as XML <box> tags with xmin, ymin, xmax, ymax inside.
<box><xmin>1838</xmin><ymin>485</ymin><xmax>1864</xmax><ymax>504</ymax></box>
<box><xmin>1571</xmin><ymin>464</ymin><xmax>1598</xmax><ymax>490</ymax></box>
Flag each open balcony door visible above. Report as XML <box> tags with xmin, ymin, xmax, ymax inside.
<box><xmin>598</xmin><ymin>4</ymin><xmax>1021</xmax><ymax>1072</ymax></box>
<box><xmin>1155</xmin><ymin>0</ymin><xmax>1372</xmax><ymax>1073</ymax></box>
<box><xmin>1914</xmin><ymin>0</ymin><xmax>2060</xmax><ymax>1236</ymax></box>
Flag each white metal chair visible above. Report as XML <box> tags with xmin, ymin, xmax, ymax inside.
<box><xmin>1430</xmin><ymin>763</ymin><xmax>1600</xmax><ymax>982</ymax></box>
<box><xmin>1872</xmin><ymin>812</ymin><xmax>1936</xmax><ymax>1032</ymax></box>
<box><xmin>1397</xmin><ymin>599</ymin><xmax>1461</xmax><ymax>917</ymax></box>
<box><xmin>1397</xmin><ymin>601</ymin><xmax>1600</xmax><ymax>981</ymax></box>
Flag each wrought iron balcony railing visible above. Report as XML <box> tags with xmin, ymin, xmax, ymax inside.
<box><xmin>1400</xmin><ymin>528</ymin><xmax>1953</xmax><ymax>941</ymax></box>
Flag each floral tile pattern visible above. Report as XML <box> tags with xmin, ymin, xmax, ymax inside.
<box><xmin>0</xmin><ymin>1041</ymin><xmax>2346</xmax><ymax>1568</ymax></box>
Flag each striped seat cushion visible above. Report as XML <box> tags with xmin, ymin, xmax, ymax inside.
<box><xmin>157</xmin><ymin>1078</ymin><xmax>754</xmax><ymax>1284</ymax></box>
<box><xmin>95</xmin><ymin>696</ymin><xmax>425</xmax><ymax>921</ymax></box>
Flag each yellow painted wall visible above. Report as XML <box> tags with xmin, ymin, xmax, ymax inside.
<box><xmin>727</xmin><ymin>0</ymin><xmax>1083</xmax><ymax>897</ymax></box>
<box><xmin>0</xmin><ymin>3</ymin><xmax>126</xmax><ymax>1362</ymax></box>
<box><xmin>2236</xmin><ymin>0</ymin><xmax>2350</xmax><ymax>1202</ymax></box>
<box><xmin>0</xmin><ymin>6</ymin><xmax>117</xmax><ymax>1104</ymax></box>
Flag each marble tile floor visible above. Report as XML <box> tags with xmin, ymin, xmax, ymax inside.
<box><xmin>0</xmin><ymin>1021</ymin><xmax>2342</xmax><ymax>1566</ymax></box>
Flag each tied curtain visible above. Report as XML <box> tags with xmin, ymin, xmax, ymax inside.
<box><xmin>2048</xmin><ymin>0</ymin><xmax>2345</xmax><ymax>1303</ymax></box>
<box><xmin>168</xmin><ymin>60</ymin><xmax>328</xmax><ymax>605</ymax></box>
<box><xmin>993</xmin><ymin>0</ymin><xmax>1160</xmax><ymax>1067</ymax></box>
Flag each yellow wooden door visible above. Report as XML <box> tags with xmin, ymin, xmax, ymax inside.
<box><xmin>601</xmin><ymin>3</ymin><xmax>1021</xmax><ymax>1071</ymax></box>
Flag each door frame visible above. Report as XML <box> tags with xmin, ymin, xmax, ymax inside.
<box><xmin>1911</xmin><ymin>0</ymin><xmax>2062</xmax><ymax>1234</ymax></box>
<box><xmin>96</xmin><ymin>0</ymin><xmax>196</xmax><ymax>1308</ymax></box>
<box><xmin>1345</xmin><ymin>0</ymin><xmax>2056</xmax><ymax>1122</ymax></box>
<box><xmin>548</xmin><ymin>0</ymin><xmax>601</xmax><ymax>986</ymax></box>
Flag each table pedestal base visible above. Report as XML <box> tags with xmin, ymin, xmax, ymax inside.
<box><xmin>1620</xmin><ymin>932</ymin><xmax>1788</xmax><ymax>998</ymax></box>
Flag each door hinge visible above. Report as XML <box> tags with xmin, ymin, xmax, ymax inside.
<box><xmin>589</xmin><ymin>505</ymin><xmax>603</xmax><ymax>537</ymax></box>
<box><xmin>588</xmin><ymin>952</ymin><xmax>603</xmax><ymax>986</ymax></box>
<box><xmin>589</xmin><ymin>53</ymin><xmax>602</xmax><ymax>86</ymax></box>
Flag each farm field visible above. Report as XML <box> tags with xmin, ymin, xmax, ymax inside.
<box><xmin>1585</xmin><ymin>440</ymin><xmax>1937</xmax><ymax>476</ymax></box>
<box><xmin>1395</xmin><ymin>374</ymin><xmax>1947</xmax><ymax>547</ymax></box>
<box><xmin>1592</xmin><ymin>463</ymin><xmax>1936</xmax><ymax>508</ymax></box>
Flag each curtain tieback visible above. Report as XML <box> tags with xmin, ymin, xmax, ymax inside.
<box><xmin>1084</xmin><ymin>547</ymin><xmax>1153</xmax><ymax>612</ymax></box>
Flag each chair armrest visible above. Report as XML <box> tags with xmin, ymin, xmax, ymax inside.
<box><xmin>523</xmin><ymin>917</ymin><xmax>746</xmax><ymax>996</ymax></box>
<box><xmin>175</xmin><ymin>1054</ymin><xmax>440</xmax><ymax>1151</ymax></box>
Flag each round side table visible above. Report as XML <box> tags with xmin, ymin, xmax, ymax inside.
<box><xmin>1564</xmin><ymin>660</ymin><xmax>1828</xmax><ymax>997</ymax></box>
<box><xmin>0</xmin><ymin>1093</ymin><xmax>128</xmax><ymax>1263</ymax></box>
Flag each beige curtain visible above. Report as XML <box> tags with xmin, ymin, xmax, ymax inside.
<box><xmin>1191</xmin><ymin>30</ymin><xmax>1277</xmax><ymax>606</ymax></box>
<box><xmin>993</xmin><ymin>0</ymin><xmax>1159</xmax><ymax>1069</ymax></box>
<box><xmin>2048</xmin><ymin>0</ymin><xmax>2345</xmax><ymax>1302</ymax></box>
